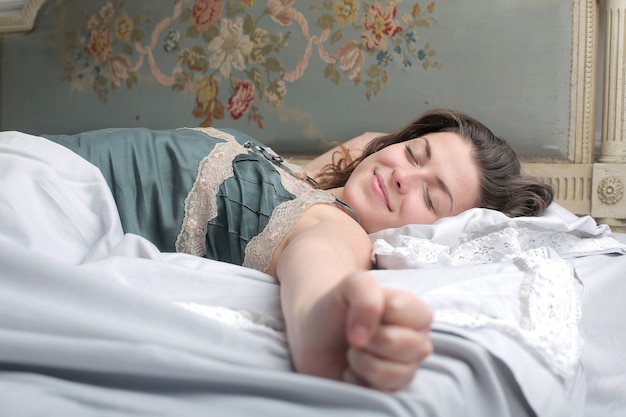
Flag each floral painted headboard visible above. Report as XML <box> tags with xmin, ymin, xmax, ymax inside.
<box><xmin>1</xmin><ymin>0</ymin><xmax>576</xmax><ymax>154</ymax></box>
<box><xmin>70</xmin><ymin>0</ymin><xmax>439</xmax><ymax>129</ymax></box>
<box><xmin>2</xmin><ymin>0</ymin><xmax>626</xmax><ymax>230</ymax></box>
<box><xmin>2</xmin><ymin>0</ymin><xmax>449</xmax><ymax>154</ymax></box>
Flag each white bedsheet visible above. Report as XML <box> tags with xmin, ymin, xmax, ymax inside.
<box><xmin>1</xmin><ymin>131</ymin><xmax>625</xmax><ymax>417</ymax></box>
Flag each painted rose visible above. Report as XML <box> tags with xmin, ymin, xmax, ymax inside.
<box><xmin>361</xmin><ymin>3</ymin><xmax>402</xmax><ymax>51</ymax></box>
<box><xmin>85</xmin><ymin>26</ymin><xmax>112</xmax><ymax>65</ymax></box>
<box><xmin>109</xmin><ymin>54</ymin><xmax>132</xmax><ymax>90</ymax></box>
<box><xmin>192</xmin><ymin>0</ymin><xmax>222</xmax><ymax>32</ymax></box>
<box><xmin>335</xmin><ymin>40</ymin><xmax>364</xmax><ymax>81</ymax></box>
<box><xmin>267</xmin><ymin>0</ymin><xmax>294</xmax><ymax>26</ymax></box>
<box><xmin>228</xmin><ymin>80</ymin><xmax>255</xmax><ymax>119</ymax></box>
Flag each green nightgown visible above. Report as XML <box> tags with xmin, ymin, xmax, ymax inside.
<box><xmin>44</xmin><ymin>127</ymin><xmax>357</xmax><ymax>271</ymax></box>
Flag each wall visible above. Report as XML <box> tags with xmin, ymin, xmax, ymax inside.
<box><xmin>1</xmin><ymin>0</ymin><xmax>576</xmax><ymax>156</ymax></box>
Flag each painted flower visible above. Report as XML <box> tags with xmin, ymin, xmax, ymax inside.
<box><xmin>249</xmin><ymin>28</ymin><xmax>269</xmax><ymax>63</ymax></box>
<box><xmin>266</xmin><ymin>79</ymin><xmax>286</xmax><ymax>106</ymax></box>
<box><xmin>208</xmin><ymin>17</ymin><xmax>254</xmax><ymax>79</ymax></box>
<box><xmin>412</xmin><ymin>3</ymin><xmax>421</xmax><ymax>18</ymax></box>
<box><xmin>192</xmin><ymin>0</ymin><xmax>222</xmax><ymax>32</ymax></box>
<box><xmin>109</xmin><ymin>54</ymin><xmax>132</xmax><ymax>90</ymax></box>
<box><xmin>376</xmin><ymin>50</ymin><xmax>391</xmax><ymax>66</ymax></box>
<box><xmin>114</xmin><ymin>13</ymin><xmax>133</xmax><ymax>42</ymax></box>
<box><xmin>228</xmin><ymin>79</ymin><xmax>255</xmax><ymax>119</ymax></box>
<box><xmin>405</xmin><ymin>30</ymin><xmax>417</xmax><ymax>44</ymax></box>
<box><xmin>195</xmin><ymin>75</ymin><xmax>219</xmax><ymax>111</ymax></box>
<box><xmin>334</xmin><ymin>40</ymin><xmax>364</xmax><ymax>80</ymax></box>
<box><xmin>361</xmin><ymin>3</ymin><xmax>402</xmax><ymax>51</ymax></box>
<box><xmin>163</xmin><ymin>29</ymin><xmax>181</xmax><ymax>52</ymax></box>
<box><xmin>333</xmin><ymin>0</ymin><xmax>359</xmax><ymax>26</ymax></box>
<box><xmin>252</xmin><ymin>27</ymin><xmax>269</xmax><ymax>48</ymax></box>
<box><xmin>267</xmin><ymin>0</ymin><xmax>294</xmax><ymax>26</ymax></box>
<box><xmin>85</xmin><ymin>26</ymin><xmax>112</xmax><ymax>65</ymax></box>
<box><xmin>99</xmin><ymin>3</ymin><xmax>114</xmax><ymax>23</ymax></box>
<box><xmin>87</xmin><ymin>14</ymin><xmax>99</xmax><ymax>31</ymax></box>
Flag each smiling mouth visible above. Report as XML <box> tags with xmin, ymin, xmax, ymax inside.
<box><xmin>372</xmin><ymin>171</ymin><xmax>391</xmax><ymax>210</ymax></box>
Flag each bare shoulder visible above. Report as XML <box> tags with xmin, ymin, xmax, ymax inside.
<box><xmin>289</xmin><ymin>202</ymin><xmax>366</xmax><ymax>238</ymax></box>
<box><xmin>266</xmin><ymin>202</ymin><xmax>372</xmax><ymax>277</ymax></box>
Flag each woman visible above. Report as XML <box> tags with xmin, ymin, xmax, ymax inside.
<box><xmin>44</xmin><ymin>108</ymin><xmax>553</xmax><ymax>392</ymax></box>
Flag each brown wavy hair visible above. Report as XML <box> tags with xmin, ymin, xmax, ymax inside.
<box><xmin>314</xmin><ymin>108</ymin><xmax>554</xmax><ymax>218</ymax></box>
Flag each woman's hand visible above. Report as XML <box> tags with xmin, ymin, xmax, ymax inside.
<box><xmin>341</xmin><ymin>273</ymin><xmax>433</xmax><ymax>391</ymax></box>
<box><xmin>289</xmin><ymin>271</ymin><xmax>433</xmax><ymax>392</ymax></box>
<box><xmin>271</xmin><ymin>204</ymin><xmax>432</xmax><ymax>392</ymax></box>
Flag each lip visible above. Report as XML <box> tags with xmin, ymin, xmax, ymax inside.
<box><xmin>372</xmin><ymin>171</ymin><xmax>391</xmax><ymax>211</ymax></box>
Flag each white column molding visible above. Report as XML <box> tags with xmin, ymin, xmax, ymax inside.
<box><xmin>600</xmin><ymin>0</ymin><xmax>626</xmax><ymax>162</ymax></box>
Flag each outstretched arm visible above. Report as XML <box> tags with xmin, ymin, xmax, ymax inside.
<box><xmin>267</xmin><ymin>203</ymin><xmax>433</xmax><ymax>391</ymax></box>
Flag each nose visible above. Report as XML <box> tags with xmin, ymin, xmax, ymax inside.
<box><xmin>391</xmin><ymin>167</ymin><xmax>422</xmax><ymax>194</ymax></box>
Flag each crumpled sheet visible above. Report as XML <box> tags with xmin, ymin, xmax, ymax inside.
<box><xmin>1</xmin><ymin>130</ymin><xmax>624</xmax><ymax>417</ymax></box>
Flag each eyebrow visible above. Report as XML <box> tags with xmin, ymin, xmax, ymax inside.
<box><xmin>422</xmin><ymin>137</ymin><xmax>454</xmax><ymax>215</ymax></box>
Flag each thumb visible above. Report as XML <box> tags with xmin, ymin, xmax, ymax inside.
<box><xmin>340</xmin><ymin>272</ymin><xmax>384</xmax><ymax>348</ymax></box>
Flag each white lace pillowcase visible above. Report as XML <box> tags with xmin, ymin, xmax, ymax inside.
<box><xmin>367</xmin><ymin>203</ymin><xmax>626</xmax><ymax>381</ymax></box>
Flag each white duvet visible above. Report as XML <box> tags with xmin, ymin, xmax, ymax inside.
<box><xmin>1</xmin><ymin>130</ymin><xmax>626</xmax><ymax>417</ymax></box>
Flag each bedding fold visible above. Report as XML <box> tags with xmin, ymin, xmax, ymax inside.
<box><xmin>3</xmin><ymin>130</ymin><xmax>624</xmax><ymax>416</ymax></box>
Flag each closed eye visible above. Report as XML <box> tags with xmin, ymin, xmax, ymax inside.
<box><xmin>405</xmin><ymin>144</ymin><xmax>419</xmax><ymax>166</ymax></box>
<box><xmin>424</xmin><ymin>184</ymin><xmax>435</xmax><ymax>211</ymax></box>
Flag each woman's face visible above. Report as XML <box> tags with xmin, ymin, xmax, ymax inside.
<box><xmin>334</xmin><ymin>131</ymin><xmax>482</xmax><ymax>233</ymax></box>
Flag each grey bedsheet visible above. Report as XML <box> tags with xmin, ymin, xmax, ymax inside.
<box><xmin>2</xmin><ymin>130</ymin><xmax>624</xmax><ymax>417</ymax></box>
<box><xmin>0</xmin><ymin>238</ymin><xmax>556</xmax><ymax>417</ymax></box>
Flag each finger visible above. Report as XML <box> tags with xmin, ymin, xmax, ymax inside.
<box><xmin>346</xmin><ymin>347</ymin><xmax>418</xmax><ymax>392</ymax></box>
<box><xmin>342</xmin><ymin>368</ymin><xmax>367</xmax><ymax>388</ymax></box>
<box><xmin>364</xmin><ymin>324</ymin><xmax>433</xmax><ymax>364</ymax></box>
<box><xmin>382</xmin><ymin>289</ymin><xmax>433</xmax><ymax>330</ymax></box>
<box><xmin>339</xmin><ymin>272</ymin><xmax>385</xmax><ymax>348</ymax></box>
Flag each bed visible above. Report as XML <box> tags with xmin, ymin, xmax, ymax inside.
<box><xmin>2</xmin><ymin>1</ymin><xmax>626</xmax><ymax>416</ymax></box>
<box><xmin>2</xmin><ymin>126</ymin><xmax>626</xmax><ymax>417</ymax></box>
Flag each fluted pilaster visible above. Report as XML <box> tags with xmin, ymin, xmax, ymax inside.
<box><xmin>601</xmin><ymin>0</ymin><xmax>626</xmax><ymax>162</ymax></box>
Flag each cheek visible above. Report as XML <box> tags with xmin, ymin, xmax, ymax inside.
<box><xmin>400</xmin><ymin>199</ymin><xmax>436</xmax><ymax>225</ymax></box>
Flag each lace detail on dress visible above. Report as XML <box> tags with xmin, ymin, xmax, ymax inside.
<box><xmin>242</xmin><ymin>149</ymin><xmax>334</xmax><ymax>271</ymax></box>
<box><xmin>243</xmin><ymin>189</ymin><xmax>335</xmax><ymax>271</ymax></box>
<box><xmin>176</xmin><ymin>127</ymin><xmax>340</xmax><ymax>271</ymax></box>
<box><xmin>175</xmin><ymin>127</ymin><xmax>244</xmax><ymax>257</ymax></box>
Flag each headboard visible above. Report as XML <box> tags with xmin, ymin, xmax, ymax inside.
<box><xmin>1</xmin><ymin>0</ymin><xmax>624</xmax><ymax>231</ymax></box>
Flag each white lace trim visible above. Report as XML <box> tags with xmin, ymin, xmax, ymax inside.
<box><xmin>175</xmin><ymin>127</ymin><xmax>338</xmax><ymax>272</ymax></box>
<box><xmin>372</xmin><ymin>222</ymin><xmax>626</xmax><ymax>380</ymax></box>
<box><xmin>244</xmin><ymin>190</ymin><xmax>335</xmax><ymax>271</ymax></box>
<box><xmin>175</xmin><ymin>127</ymin><xmax>244</xmax><ymax>257</ymax></box>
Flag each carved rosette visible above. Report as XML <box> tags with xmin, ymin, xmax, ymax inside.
<box><xmin>597</xmin><ymin>176</ymin><xmax>624</xmax><ymax>205</ymax></box>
